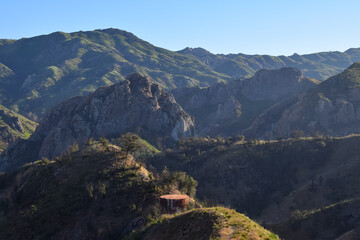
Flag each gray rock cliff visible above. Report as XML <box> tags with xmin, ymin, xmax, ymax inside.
<box><xmin>0</xmin><ymin>73</ymin><xmax>196</xmax><ymax>171</ymax></box>
<box><xmin>172</xmin><ymin>67</ymin><xmax>318</xmax><ymax>136</ymax></box>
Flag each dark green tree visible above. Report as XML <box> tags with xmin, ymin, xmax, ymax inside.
<box><xmin>120</xmin><ymin>132</ymin><xmax>140</xmax><ymax>156</ymax></box>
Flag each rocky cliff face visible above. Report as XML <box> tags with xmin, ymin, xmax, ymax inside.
<box><xmin>172</xmin><ymin>67</ymin><xmax>318</xmax><ymax>136</ymax></box>
<box><xmin>0</xmin><ymin>73</ymin><xmax>196</xmax><ymax>171</ymax></box>
<box><xmin>240</xmin><ymin>67</ymin><xmax>318</xmax><ymax>101</ymax></box>
<box><xmin>245</xmin><ymin>62</ymin><xmax>360</xmax><ymax>138</ymax></box>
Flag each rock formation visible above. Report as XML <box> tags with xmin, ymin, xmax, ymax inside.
<box><xmin>172</xmin><ymin>67</ymin><xmax>318</xmax><ymax>136</ymax></box>
<box><xmin>245</xmin><ymin>62</ymin><xmax>360</xmax><ymax>138</ymax></box>
<box><xmin>0</xmin><ymin>73</ymin><xmax>196</xmax><ymax>171</ymax></box>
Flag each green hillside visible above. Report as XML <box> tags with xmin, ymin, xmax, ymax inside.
<box><xmin>0</xmin><ymin>29</ymin><xmax>230</xmax><ymax>117</ymax></box>
<box><xmin>138</xmin><ymin>207</ymin><xmax>279</xmax><ymax>240</ymax></box>
<box><xmin>1</xmin><ymin>29</ymin><xmax>360</xmax><ymax>119</ymax></box>
<box><xmin>0</xmin><ymin>104</ymin><xmax>37</xmax><ymax>151</ymax></box>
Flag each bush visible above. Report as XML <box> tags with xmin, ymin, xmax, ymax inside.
<box><xmin>291</xmin><ymin>130</ymin><xmax>304</xmax><ymax>139</ymax></box>
<box><xmin>120</xmin><ymin>133</ymin><xmax>141</xmax><ymax>156</ymax></box>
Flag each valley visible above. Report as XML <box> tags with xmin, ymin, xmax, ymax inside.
<box><xmin>1</xmin><ymin>28</ymin><xmax>360</xmax><ymax>239</ymax></box>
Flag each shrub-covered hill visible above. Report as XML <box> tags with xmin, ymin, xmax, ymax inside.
<box><xmin>147</xmin><ymin>135</ymin><xmax>360</xmax><ymax>234</ymax></box>
<box><xmin>0</xmin><ymin>138</ymin><xmax>196</xmax><ymax>239</ymax></box>
<box><xmin>0</xmin><ymin>104</ymin><xmax>37</xmax><ymax>152</ymax></box>
<box><xmin>0</xmin><ymin>136</ymin><xmax>279</xmax><ymax>240</ymax></box>
<box><xmin>137</xmin><ymin>207</ymin><xmax>279</xmax><ymax>240</ymax></box>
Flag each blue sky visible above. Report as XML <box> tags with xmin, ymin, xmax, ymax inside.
<box><xmin>1</xmin><ymin>0</ymin><xmax>360</xmax><ymax>55</ymax></box>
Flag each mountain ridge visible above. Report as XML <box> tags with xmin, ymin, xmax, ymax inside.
<box><xmin>0</xmin><ymin>28</ymin><xmax>230</xmax><ymax>118</ymax></box>
<box><xmin>178</xmin><ymin>46</ymin><xmax>360</xmax><ymax>80</ymax></box>
<box><xmin>1</xmin><ymin>28</ymin><xmax>360</xmax><ymax>120</ymax></box>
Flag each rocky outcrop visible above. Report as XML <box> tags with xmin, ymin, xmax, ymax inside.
<box><xmin>172</xmin><ymin>67</ymin><xmax>318</xmax><ymax>136</ymax></box>
<box><xmin>0</xmin><ymin>73</ymin><xmax>196</xmax><ymax>171</ymax></box>
<box><xmin>245</xmin><ymin>62</ymin><xmax>360</xmax><ymax>138</ymax></box>
<box><xmin>240</xmin><ymin>67</ymin><xmax>318</xmax><ymax>101</ymax></box>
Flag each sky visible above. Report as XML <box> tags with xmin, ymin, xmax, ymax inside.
<box><xmin>1</xmin><ymin>0</ymin><xmax>360</xmax><ymax>56</ymax></box>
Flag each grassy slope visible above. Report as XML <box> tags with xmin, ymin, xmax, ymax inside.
<box><xmin>139</xmin><ymin>207</ymin><xmax>279</xmax><ymax>240</ymax></box>
<box><xmin>0</xmin><ymin>104</ymin><xmax>37</xmax><ymax>151</ymax></box>
<box><xmin>268</xmin><ymin>199</ymin><xmax>360</xmax><ymax>240</ymax></box>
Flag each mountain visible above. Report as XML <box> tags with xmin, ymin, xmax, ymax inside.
<box><xmin>178</xmin><ymin>47</ymin><xmax>360</xmax><ymax>80</ymax></box>
<box><xmin>245</xmin><ymin>62</ymin><xmax>360</xmax><ymax>138</ymax></box>
<box><xmin>1</xmin><ymin>28</ymin><xmax>360</xmax><ymax>120</ymax></box>
<box><xmin>172</xmin><ymin>67</ymin><xmax>319</xmax><ymax>136</ymax></box>
<box><xmin>0</xmin><ymin>29</ymin><xmax>230</xmax><ymax>118</ymax></box>
<box><xmin>147</xmin><ymin>135</ymin><xmax>360</xmax><ymax>239</ymax></box>
<box><xmin>0</xmin><ymin>73</ymin><xmax>196</xmax><ymax>172</ymax></box>
<box><xmin>0</xmin><ymin>104</ymin><xmax>37</xmax><ymax>152</ymax></box>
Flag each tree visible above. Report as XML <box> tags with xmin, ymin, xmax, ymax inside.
<box><xmin>120</xmin><ymin>133</ymin><xmax>140</xmax><ymax>156</ymax></box>
<box><xmin>160</xmin><ymin>170</ymin><xmax>198</xmax><ymax>197</ymax></box>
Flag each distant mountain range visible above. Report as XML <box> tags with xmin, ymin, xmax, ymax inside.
<box><xmin>178</xmin><ymin>47</ymin><xmax>360</xmax><ymax>80</ymax></box>
<box><xmin>0</xmin><ymin>28</ymin><xmax>360</xmax><ymax>119</ymax></box>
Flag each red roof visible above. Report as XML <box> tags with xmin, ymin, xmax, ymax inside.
<box><xmin>160</xmin><ymin>194</ymin><xmax>189</xmax><ymax>200</ymax></box>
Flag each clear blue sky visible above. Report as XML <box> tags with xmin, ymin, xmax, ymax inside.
<box><xmin>1</xmin><ymin>0</ymin><xmax>360</xmax><ymax>55</ymax></box>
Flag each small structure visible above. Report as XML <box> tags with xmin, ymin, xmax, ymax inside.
<box><xmin>160</xmin><ymin>194</ymin><xmax>190</xmax><ymax>213</ymax></box>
